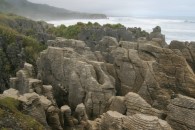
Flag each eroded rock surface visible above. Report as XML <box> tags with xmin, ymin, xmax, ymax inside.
<box><xmin>98</xmin><ymin>111</ymin><xmax>172</xmax><ymax>130</ymax></box>
<box><xmin>3</xmin><ymin>27</ymin><xmax>195</xmax><ymax>130</ymax></box>
<box><xmin>166</xmin><ymin>94</ymin><xmax>195</xmax><ymax>130</ymax></box>
<box><xmin>37</xmin><ymin>38</ymin><xmax>116</xmax><ymax>118</ymax></box>
<box><xmin>111</xmin><ymin>40</ymin><xmax>195</xmax><ymax>110</ymax></box>
<box><xmin>124</xmin><ymin>92</ymin><xmax>163</xmax><ymax>117</ymax></box>
<box><xmin>169</xmin><ymin>40</ymin><xmax>195</xmax><ymax>72</ymax></box>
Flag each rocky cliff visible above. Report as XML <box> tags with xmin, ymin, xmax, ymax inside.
<box><xmin>1</xmin><ymin>26</ymin><xmax>195</xmax><ymax>130</ymax></box>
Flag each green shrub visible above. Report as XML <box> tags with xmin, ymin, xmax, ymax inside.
<box><xmin>103</xmin><ymin>23</ymin><xmax>125</xmax><ymax>29</ymax></box>
<box><xmin>49</xmin><ymin>22</ymin><xmax>126</xmax><ymax>39</ymax></box>
<box><xmin>0</xmin><ymin>25</ymin><xmax>46</xmax><ymax>90</ymax></box>
<box><xmin>0</xmin><ymin>97</ymin><xmax>45</xmax><ymax>129</ymax></box>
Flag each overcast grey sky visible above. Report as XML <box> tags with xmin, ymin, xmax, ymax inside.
<box><xmin>28</xmin><ymin>0</ymin><xmax>195</xmax><ymax>17</ymax></box>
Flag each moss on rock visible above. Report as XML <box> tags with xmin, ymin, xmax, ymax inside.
<box><xmin>0</xmin><ymin>97</ymin><xmax>45</xmax><ymax>130</ymax></box>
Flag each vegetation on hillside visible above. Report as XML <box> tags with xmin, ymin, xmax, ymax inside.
<box><xmin>0</xmin><ymin>13</ymin><xmax>54</xmax><ymax>40</ymax></box>
<box><xmin>0</xmin><ymin>0</ymin><xmax>107</xmax><ymax>20</ymax></box>
<box><xmin>0</xmin><ymin>13</ymin><xmax>47</xmax><ymax>92</ymax></box>
<box><xmin>49</xmin><ymin>22</ymin><xmax>126</xmax><ymax>39</ymax></box>
<box><xmin>0</xmin><ymin>97</ymin><xmax>45</xmax><ymax>129</ymax></box>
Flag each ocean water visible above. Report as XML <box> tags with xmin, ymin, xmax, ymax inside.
<box><xmin>47</xmin><ymin>17</ymin><xmax>195</xmax><ymax>44</ymax></box>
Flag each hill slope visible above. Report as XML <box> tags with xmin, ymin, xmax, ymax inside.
<box><xmin>0</xmin><ymin>0</ymin><xmax>107</xmax><ymax>20</ymax></box>
<box><xmin>0</xmin><ymin>13</ymin><xmax>54</xmax><ymax>92</ymax></box>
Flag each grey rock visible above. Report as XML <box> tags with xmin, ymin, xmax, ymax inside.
<box><xmin>47</xmin><ymin>106</ymin><xmax>63</xmax><ymax>130</ymax></box>
<box><xmin>61</xmin><ymin>105</ymin><xmax>75</xmax><ymax>127</ymax></box>
<box><xmin>124</xmin><ymin>92</ymin><xmax>163</xmax><ymax>118</ymax></box>
<box><xmin>111</xmin><ymin>42</ymin><xmax>195</xmax><ymax>109</ymax></box>
<box><xmin>10</xmin><ymin>63</ymin><xmax>43</xmax><ymax>94</ymax></box>
<box><xmin>18</xmin><ymin>93</ymin><xmax>49</xmax><ymax>128</ymax></box>
<box><xmin>149</xmin><ymin>26</ymin><xmax>167</xmax><ymax>47</ymax></box>
<box><xmin>107</xmin><ymin>96</ymin><xmax>126</xmax><ymax>114</ymax></box>
<box><xmin>166</xmin><ymin>94</ymin><xmax>195</xmax><ymax>130</ymax></box>
<box><xmin>3</xmin><ymin>88</ymin><xmax>20</xmax><ymax>99</ymax></box>
<box><xmin>169</xmin><ymin>40</ymin><xmax>195</xmax><ymax>72</ymax></box>
<box><xmin>99</xmin><ymin>111</ymin><xmax>172</xmax><ymax>130</ymax></box>
<box><xmin>37</xmin><ymin>39</ymin><xmax>116</xmax><ymax>118</ymax></box>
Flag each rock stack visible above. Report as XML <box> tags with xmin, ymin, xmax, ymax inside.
<box><xmin>1</xmin><ymin>26</ymin><xmax>195</xmax><ymax>129</ymax></box>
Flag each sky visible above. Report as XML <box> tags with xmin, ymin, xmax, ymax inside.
<box><xmin>27</xmin><ymin>0</ymin><xmax>195</xmax><ymax>17</ymax></box>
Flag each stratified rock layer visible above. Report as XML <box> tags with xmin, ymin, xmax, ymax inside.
<box><xmin>166</xmin><ymin>94</ymin><xmax>195</xmax><ymax>130</ymax></box>
<box><xmin>38</xmin><ymin>38</ymin><xmax>116</xmax><ymax>118</ymax></box>
<box><xmin>99</xmin><ymin>111</ymin><xmax>172</xmax><ymax>130</ymax></box>
<box><xmin>5</xmin><ymin>27</ymin><xmax>195</xmax><ymax>130</ymax></box>
<box><xmin>124</xmin><ymin>92</ymin><xmax>162</xmax><ymax>117</ymax></box>
<box><xmin>38</xmin><ymin>36</ymin><xmax>195</xmax><ymax>115</ymax></box>
<box><xmin>111</xmin><ymin>40</ymin><xmax>195</xmax><ymax>109</ymax></box>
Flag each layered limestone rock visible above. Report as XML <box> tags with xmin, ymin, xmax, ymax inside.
<box><xmin>98</xmin><ymin>111</ymin><xmax>172</xmax><ymax>130</ymax></box>
<box><xmin>111</xmin><ymin>41</ymin><xmax>195</xmax><ymax>109</ymax></box>
<box><xmin>100</xmin><ymin>111</ymin><xmax>125</xmax><ymax>130</ymax></box>
<box><xmin>61</xmin><ymin>105</ymin><xmax>75</xmax><ymax>127</ymax></box>
<box><xmin>3</xmin><ymin>89</ymin><xmax>50</xmax><ymax>128</ymax></box>
<box><xmin>7</xmin><ymin>63</ymin><xmax>64</xmax><ymax>129</ymax></box>
<box><xmin>107</xmin><ymin>96</ymin><xmax>126</xmax><ymax>114</ymax></box>
<box><xmin>2</xmin><ymin>88</ymin><xmax>63</xmax><ymax>130</ymax></box>
<box><xmin>46</xmin><ymin>106</ymin><xmax>63</xmax><ymax>130</ymax></box>
<box><xmin>38</xmin><ymin>36</ymin><xmax>195</xmax><ymax>115</ymax></box>
<box><xmin>95</xmin><ymin>36</ymin><xmax>118</xmax><ymax>63</ymax></box>
<box><xmin>124</xmin><ymin>92</ymin><xmax>163</xmax><ymax>117</ymax></box>
<box><xmin>106</xmin><ymin>92</ymin><xmax>164</xmax><ymax>119</ymax></box>
<box><xmin>166</xmin><ymin>94</ymin><xmax>195</xmax><ymax>130</ymax></box>
<box><xmin>5</xmin><ymin>26</ymin><xmax>195</xmax><ymax>129</ymax></box>
<box><xmin>10</xmin><ymin>63</ymin><xmax>43</xmax><ymax>94</ymax></box>
<box><xmin>169</xmin><ymin>40</ymin><xmax>195</xmax><ymax>72</ymax></box>
<box><xmin>7</xmin><ymin>32</ymin><xmax>191</xmax><ymax>130</ymax></box>
<box><xmin>37</xmin><ymin>39</ymin><xmax>116</xmax><ymax>118</ymax></box>
<box><xmin>149</xmin><ymin>26</ymin><xmax>167</xmax><ymax>47</ymax></box>
<box><xmin>18</xmin><ymin>93</ymin><xmax>49</xmax><ymax>127</ymax></box>
<box><xmin>77</xmin><ymin>26</ymin><xmax>148</xmax><ymax>50</ymax></box>
<box><xmin>122</xmin><ymin>114</ymin><xmax>172</xmax><ymax>130</ymax></box>
<box><xmin>3</xmin><ymin>88</ymin><xmax>20</xmax><ymax>99</ymax></box>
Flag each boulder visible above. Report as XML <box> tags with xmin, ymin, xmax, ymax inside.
<box><xmin>149</xmin><ymin>26</ymin><xmax>167</xmax><ymax>47</ymax></box>
<box><xmin>169</xmin><ymin>40</ymin><xmax>195</xmax><ymax>72</ymax></box>
<box><xmin>37</xmin><ymin>41</ymin><xmax>116</xmax><ymax>118</ymax></box>
<box><xmin>47</xmin><ymin>106</ymin><xmax>63</xmax><ymax>130</ymax></box>
<box><xmin>18</xmin><ymin>93</ymin><xmax>49</xmax><ymax>127</ymax></box>
<box><xmin>100</xmin><ymin>111</ymin><xmax>125</xmax><ymax>130</ymax></box>
<box><xmin>99</xmin><ymin>111</ymin><xmax>172</xmax><ymax>130</ymax></box>
<box><xmin>10</xmin><ymin>63</ymin><xmax>43</xmax><ymax>94</ymax></box>
<box><xmin>112</xmin><ymin>42</ymin><xmax>195</xmax><ymax>109</ymax></box>
<box><xmin>39</xmin><ymin>95</ymin><xmax>52</xmax><ymax>110</ymax></box>
<box><xmin>122</xmin><ymin>114</ymin><xmax>172</xmax><ymax>130</ymax></box>
<box><xmin>95</xmin><ymin>36</ymin><xmax>118</xmax><ymax>63</ymax></box>
<box><xmin>75</xmin><ymin>103</ymin><xmax>90</xmax><ymax>129</ymax></box>
<box><xmin>75</xmin><ymin>103</ymin><xmax>88</xmax><ymax>122</ymax></box>
<box><xmin>2</xmin><ymin>88</ymin><xmax>60</xmax><ymax>129</ymax></box>
<box><xmin>61</xmin><ymin>105</ymin><xmax>75</xmax><ymax>127</ymax></box>
<box><xmin>3</xmin><ymin>88</ymin><xmax>20</xmax><ymax>99</ymax></box>
<box><xmin>166</xmin><ymin>94</ymin><xmax>195</xmax><ymax>130</ymax></box>
<box><xmin>42</xmin><ymin>85</ymin><xmax>56</xmax><ymax>105</ymax></box>
<box><xmin>107</xmin><ymin>96</ymin><xmax>126</xmax><ymax>114</ymax></box>
<box><xmin>125</xmin><ymin>92</ymin><xmax>163</xmax><ymax>117</ymax></box>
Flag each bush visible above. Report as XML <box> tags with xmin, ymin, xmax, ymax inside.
<box><xmin>103</xmin><ymin>23</ymin><xmax>125</xmax><ymax>29</ymax></box>
<box><xmin>0</xmin><ymin>25</ymin><xmax>46</xmax><ymax>91</ymax></box>
<box><xmin>50</xmin><ymin>22</ymin><xmax>126</xmax><ymax>39</ymax></box>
